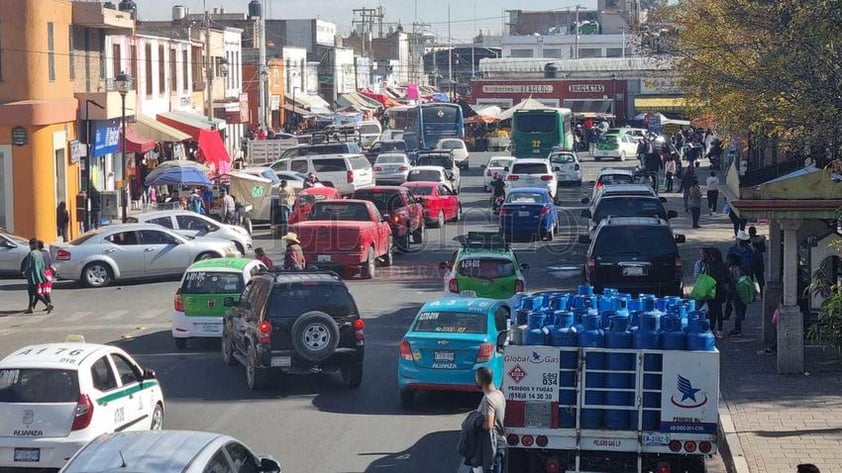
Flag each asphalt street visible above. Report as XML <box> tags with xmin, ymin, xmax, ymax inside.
<box><xmin>0</xmin><ymin>151</ymin><xmax>726</xmax><ymax>473</ymax></box>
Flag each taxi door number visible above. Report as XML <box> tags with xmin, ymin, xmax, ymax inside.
<box><xmin>114</xmin><ymin>407</ymin><xmax>125</xmax><ymax>424</ymax></box>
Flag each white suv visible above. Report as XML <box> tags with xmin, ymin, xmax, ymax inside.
<box><xmin>0</xmin><ymin>342</ymin><xmax>165</xmax><ymax>469</ymax></box>
<box><xmin>505</xmin><ymin>159</ymin><xmax>558</xmax><ymax>200</ymax></box>
<box><xmin>272</xmin><ymin>154</ymin><xmax>374</xmax><ymax>196</ymax></box>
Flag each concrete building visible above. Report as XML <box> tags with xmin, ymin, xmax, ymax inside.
<box><xmin>344</xmin><ymin>29</ymin><xmax>413</xmax><ymax>86</ymax></box>
<box><xmin>501</xmin><ymin>34</ymin><xmax>631</xmax><ymax>60</ymax></box>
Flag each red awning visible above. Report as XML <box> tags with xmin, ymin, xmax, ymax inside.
<box><xmin>122</xmin><ymin>125</ymin><xmax>156</xmax><ymax>154</ymax></box>
<box><xmin>197</xmin><ymin>128</ymin><xmax>230</xmax><ymax>166</ymax></box>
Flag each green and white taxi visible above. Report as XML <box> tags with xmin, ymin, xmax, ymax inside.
<box><xmin>172</xmin><ymin>257</ymin><xmax>268</xmax><ymax>349</ymax></box>
<box><xmin>0</xmin><ymin>342</ymin><xmax>164</xmax><ymax>470</ymax></box>
<box><xmin>440</xmin><ymin>232</ymin><xmax>529</xmax><ymax>302</ymax></box>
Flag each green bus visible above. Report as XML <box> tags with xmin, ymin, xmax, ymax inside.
<box><xmin>511</xmin><ymin>108</ymin><xmax>574</xmax><ymax>158</ymax></box>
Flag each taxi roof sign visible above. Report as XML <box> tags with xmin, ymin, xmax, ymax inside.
<box><xmin>65</xmin><ymin>335</ymin><xmax>86</xmax><ymax>343</ymax></box>
<box><xmin>455</xmin><ymin>232</ymin><xmax>508</xmax><ymax>250</ymax></box>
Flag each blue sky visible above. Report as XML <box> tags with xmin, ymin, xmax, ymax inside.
<box><xmin>140</xmin><ymin>1</ymin><xmax>599</xmax><ymax>41</ymax></box>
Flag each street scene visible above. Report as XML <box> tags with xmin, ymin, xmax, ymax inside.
<box><xmin>1</xmin><ymin>0</ymin><xmax>841</xmax><ymax>473</ymax></box>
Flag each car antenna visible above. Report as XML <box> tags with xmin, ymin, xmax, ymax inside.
<box><xmin>119</xmin><ymin>450</ymin><xmax>127</xmax><ymax>468</ymax></box>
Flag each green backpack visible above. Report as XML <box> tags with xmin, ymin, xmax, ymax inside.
<box><xmin>736</xmin><ymin>275</ymin><xmax>757</xmax><ymax>304</ymax></box>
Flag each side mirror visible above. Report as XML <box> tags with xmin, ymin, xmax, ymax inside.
<box><xmin>142</xmin><ymin>368</ymin><xmax>157</xmax><ymax>380</ymax></box>
<box><xmin>580</xmin><ymin>197</ymin><xmax>590</xmax><ymax>205</ymax></box>
<box><xmin>667</xmin><ymin>210</ymin><xmax>678</xmax><ymax>219</ymax></box>
<box><xmin>675</xmin><ymin>234</ymin><xmax>687</xmax><ymax>243</ymax></box>
<box><xmin>578</xmin><ymin>234</ymin><xmax>591</xmax><ymax>244</ymax></box>
<box><xmin>260</xmin><ymin>457</ymin><xmax>282</xmax><ymax>473</ymax></box>
<box><xmin>439</xmin><ymin>261</ymin><xmax>450</xmax><ymax>271</ymax></box>
<box><xmin>659</xmin><ymin>197</ymin><xmax>668</xmax><ymax>203</ymax></box>
<box><xmin>496</xmin><ymin>330</ymin><xmax>509</xmax><ymax>348</ymax></box>
<box><xmin>223</xmin><ymin>296</ymin><xmax>238</xmax><ymax>307</ymax></box>
<box><xmin>520</xmin><ymin>263</ymin><xmax>530</xmax><ymax>273</ymax></box>
<box><xmin>0</xmin><ymin>240</ymin><xmax>14</xmax><ymax>248</ymax></box>
<box><xmin>580</xmin><ymin>209</ymin><xmax>592</xmax><ymax>219</ymax></box>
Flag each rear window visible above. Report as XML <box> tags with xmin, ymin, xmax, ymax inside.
<box><xmin>407</xmin><ymin>170</ymin><xmax>441</xmax><ymax>181</ymax></box>
<box><xmin>376</xmin><ymin>155</ymin><xmax>406</xmax><ymax>164</ymax></box>
<box><xmin>598</xmin><ymin>174</ymin><xmax>634</xmax><ymax>185</ymax></box>
<box><xmin>456</xmin><ymin>257</ymin><xmax>516</xmax><ymax>279</ymax></box>
<box><xmin>69</xmin><ymin>232</ymin><xmax>99</xmax><ymax>245</ymax></box>
<box><xmin>488</xmin><ymin>159</ymin><xmax>513</xmax><ymax>168</ymax></box>
<box><xmin>507</xmin><ymin>192</ymin><xmax>544</xmax><ymax>203</ymax></box>
<box><xmin>267</xmin><ymin>284</ymin><xmax>357</xmax><ymax>318</ymax></box>
<box><xmin>550</xmin><ymin>153</ymin><xmax>576</xmax><ymax>164</ymax></box>
<box><xmin>406</xmin><ymin>185</ymin><xmax>433</xmax><ymax>195</ymax></box>
<box><xmin>350</xmin><ymin>157</ymin><xmax>370</xmax><ymax>170</ymax></box>
<box><xmin>413</xmin><ymin>311</ymin><xmax>488</xmax><ymax>334</ymax></box>
<box><xmin>511</xmin><ymin>162</ymin><xmax>549</xmax><ymax>174</ymax></box>
<box><xmin>438</xmin><ymin>140</ymin><xmax>462</xmax><ymax>150</ymax></box>
<box><xmin>593</xmin><ymin>226</ymin><xmax>677</xmax><ymax>256</ymax></box>
<box><xmin>353</xmin><ymin>190</ymin><xmax>403</xmax><ymax>214</ymax></box>
<box><xmin>312</xmin><ymin>159</ymin><xmax>348</xmax><ymax>173</ymax></box>
<box><xmin>381</xmin><ymin>141</ymin><xmax>406</xmax><ymax>152</ymax></box>
<box><xmin>0</xmin><ymin>369</ymin><xmax>80</xmax><ymax>403</ymax></box>
<box><xmin>309</xmin><ymin>144</ymin><xmax>348</xmax><ymax>155</ymax></box>
<box><xmin>593</xmin><ymin>198</ymin><xmax>666</xmax><ymax>221</ymax></box>
<box><xmin>309</xmin><ymin>202</ymin><xmax>371</xmax><ymax>221</ymax></box>
<box><xmin>416</xmin><ymin>155</ymin><xmax>453</xmax><ymax>169</ymax></box>
<box><xmin>359</xmin><ymin>124</ymin><xmax>380</xmax><ymax>134</ymax></box>
<box><xmin>182</xmin><ymin>271</ymin><xmax>244</xmax><ymax>294</ymax></box>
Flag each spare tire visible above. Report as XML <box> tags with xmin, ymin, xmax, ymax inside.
<box><xmin>291</xmin><ymin>311</ymin><xmax>340</xmax><ymax>362</ymax></box>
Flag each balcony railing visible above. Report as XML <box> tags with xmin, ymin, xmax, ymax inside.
<box><xmin>738</xmin><ymin>158</ymin><xmax>805</xmax><ymax>187</ymax></box>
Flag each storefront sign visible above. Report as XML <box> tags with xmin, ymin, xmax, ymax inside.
<box><xmin>482</xmin><ymin>84</ymin><xmax>554</xmax><ymax>94</ymax></box>
<box><xmin>568</xmin><ymin>84</ymin><xmax>605</xmax><ymax>93</ymax></box>
<box><xmin>92</xmin><ymin>120</ymin><xmax>120</xmax><ymax>157</ymax></box>
<box><xmin>640</xmin><ymin>77</ymin><xmax>681</xmax><ymax>95</ymax></box>
<box><xmin>11</xmin><ymin>127</ymin><xmax>27</xmax><ymax>146</ymax></box>
<box><xmin>69</xmin><ymin>139</ymin><xmax>84</xmax><ymax>163</ymax></box>
<box><xmin>270</xmin><ymin>95</ymin><xmax>281</xmax><ymax>112</ymax></box>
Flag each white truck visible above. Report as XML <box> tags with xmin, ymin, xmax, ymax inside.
<box><xmin>502</xmin><ymin>343</ymin><xmax>718</xmax><ymax>473</ymax></box>
<box><xmin>246</xmin><ymin>138</ymin><xmax>298</xmax><ymax>166</ymax></box>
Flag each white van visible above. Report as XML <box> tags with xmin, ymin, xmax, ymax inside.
<box><xmin>273</xmin><ymin>154</ymin><xmax>374</xmax><ymax>195</ymax></box>
<box><xmin>358</xmin><ymin>120</ymin><xmax>383</xmax><ymax>148</ymax></box>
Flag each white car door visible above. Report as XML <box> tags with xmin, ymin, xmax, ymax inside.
<box><xmin>108</xmin><ymin>353</ymin><xmax>148</xmax><ymax>431</ymax></box>
<box><xmin>88</xmin><ymin>355</ymin><xmax>122</xmax><ymax>433</ymax></box>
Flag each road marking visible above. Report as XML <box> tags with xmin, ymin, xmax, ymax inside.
<box><xmin>61</xmin><ymin>311</ymin><xmax>93</xmax><ymax>322</ymax></box>
<box><xmin>136</xmin><ymin>309</ymin><xmax>167</xmax><ymax>321</ymax></box>
<box><xmin>100</xmin><ymin>310</ymin><xmax>130</xmax><ymax>321</ymax></box>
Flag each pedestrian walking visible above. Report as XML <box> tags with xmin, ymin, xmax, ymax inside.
<box><xmin>689</xmin><ymin>179</ymin><xmax>702</xmax><ymax>228</ymax></box>
<box><xmin>728</xmin><ymin>205</ymin><xmax>747</xmax><ymax>236</ymax></box>
<box><xmin>21</xmin><ymin>238</ymin><xmax>50</xmax><ymax>314</ymax></box>
<box><xmin>643</xmin><ymin>141</ymin><xmax>662</xmax><ymax>194</ymax></box>
<box><xmin>476</xmin><ymin>367</ymin><xmax>506</xmax><ymax>473</ymax></box>
<box><xmin>37</xmin><ymin>241</ymin><xmax>54</xmax><ymax>313</ymax></box>
<box><xmin>221</xmin><ymin>189</ymin><xmax>236</xmax><ymax>224</ymax></box>
<box><xmin>282</xmin><ymin>232</ymin><xmax>306</xmax><ymax>271</ymax></box>
<box><xmin>705</xmin><ymin>247</ymin><xmax>730</xmax><ymax>338</ymax></box>
<box><xmin>664</xmin><ymin>155</ymin><xmax>677</xmax><ymax>193</ymax></box>
<box><xmin>726</xmin><ymin>254</ymin><xmax>747</xmax><ymax>337</ymax></box>
<box><xmin>705</xmin><ymin>171</ymin><xmax>720</xmax><ymax>214</ymax></box>
<box><xmin>693</xmin><ymin>248</ymin><xmax>710</xmax><ymax>278</ymax></box>
<box><xmin>56</xmin><ymin>202</ymin><xmax>69</xmax><ymax>242</ymax></box>
<box><xmin>748</xmin><ymin>226</ymin><xmax>767</xmax><ymax>295</ymax></box>
<box><xmin>254</xmin><ymin>247</ymin><xmax>274</xmax><ymax>270</ymax></box>
<box><xmin>681</xmin><ymin>161</ymin><xmax>698</xmax><ymax>212</ymax></box>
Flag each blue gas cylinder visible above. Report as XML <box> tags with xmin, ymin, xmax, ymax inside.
<box><xmin>515</xmin><ymin>309</ymin><xmax>530</xmax><ymax>326</ymax></box>
<box><xmin>550</xmin><ymin>312</ymin><xmax>577</xmax><ymax>346</ymax></box>
<box><xmin>548</xmin><ymin>294</ymin><xmax>566</xmax><ymax>311</ymax></box>
<box><xmin>661</xmin><ymin>316</ymin><xmax>687</xmax><ymax>350</ymax></box>
<box><xmin>527</xmin><ymin>311</ymin><xmax>547</xmax><ymax>330</ymax></box>
<box><xmin>640</xmin><ymin>294</ymin><xmax>657</xmax><ymax>311</ymax></box>
<box><xmin>578</xmin><ymin>284</ymin><xmax>594</xmax><ymax>296</ymax></box>
<box><xmin>525</xmin><ymin>326</ymin><xmax>549</xmax><ymax>345</ymax></box>
<box><xmin>685</xmin><ymin>299</ymin><xmax>696</xmax><ymax>312</ymax></box>
<box><xmin>684</xmin><ymin>310</ymin><xmax>706</xmax><ymax>333</ymax></box>
<box><xmin>579</xmin><ymin>314</ymin><xmax>605</xmax><ymax>429</ymax></box>
<box><xmin>655</xmin><ymin>298</ymin><xmax>669</xmax><ymax>312</ymax></box>
<box><xmin>604</xmin><ymin>316</ymin><xmax>634</xmax><ymax>429</ymax></box>
<box><xmin>598</xmin><ymin>294</ymin><xmax>616</xmax><ymax>313</ymax></box>
<box><xmin>688</xmin><ymin>319</ymin><xmax>716</xmax><ymax>351</ymax></box>
<box><xmin>599</xmin><ymin>310</ymin><xmax>617</xmax><ymax>330</ymax></box>
<box><xmin>521</xmin><ymin>296</ymin><xmax>539</xmax><ymax>312</ymax></box>
<box><xmin>634</xmin><ymin>314</ymin><xmax>661</xmax><ymax>349</ymax></box>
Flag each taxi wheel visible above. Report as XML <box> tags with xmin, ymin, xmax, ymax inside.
<box><xmin>361</xmin><ymin>247</ymin><xmax>376</xmax><ymax>279</ymax></box>
<box><xmin>400</xmin><ymin>388</ymin><xmax>415</xmax><ymax>407</ymax></box>
<box><xmin>222</xmin><ymin>332</ymin><xmax>235</xmax><ymax>366</ymax></box>
<box><xmin>246</xmin><ymin>344</ymin><xmax>266</xmax><ymax>390</ymax></box>
<box><xmin>150</xmin><ymin>403</ymin><xmax>164</xmax><ymax>431</ymax></box>
<box><xmin>174</xmin><ymin>338</ymin><xmax>187</xmax><ymax>350</ymax></box>
<box><xmin>454</xmin><ymin>205</ymin><xmax>462</xmax><ymax>222</ymax></box>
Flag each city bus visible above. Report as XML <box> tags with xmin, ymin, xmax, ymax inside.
<box><xmin>511</xmin><ymin>108</ymin><xmax>574</xmax><ymax>158</ymax></box>
<box><xmin>385</xmin><ymin>103</ymin><xmax>465</xmax><ymax>150</ymax></box>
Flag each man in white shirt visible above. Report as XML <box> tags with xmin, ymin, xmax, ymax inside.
<box><xmin>705</xmin><ymin>171</ymin><xmax>720</xmax><ymax>215</ymax></box>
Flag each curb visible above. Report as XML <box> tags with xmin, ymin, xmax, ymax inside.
<box><xmin>718</xmin><ymin>395</ymin><xmax>751</xmax><ymax>473</ymax></box>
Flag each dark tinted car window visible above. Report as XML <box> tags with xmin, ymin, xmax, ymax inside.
<box><xmin>308</xmin><ymin>202</ymin><xmax>371</xmax><ymax>221</ymax></box>
<box><xmin>515</xmin><ymin>113</ymin><xmax>557</xmax><ymax>133</ymax></box>
<box><xmin>182</xmin><ymin>271</ymin><xmax>244</xmax><ymax>294</ymax></box>
<box><xmin>267</xmin><ymin>284</ymin><xmax>357</xmax><ymax>318</ymax></box>
<box><xmin>407</xmin><ymin>170</ymin><xmax>442</xmax><ymax>182</ymax></box>
<box><xmin>353</xmin><ymin>189</ymin><xmax>403</xmax><ymax>214</ymax></box>
<box><xmin>512</xmin><ymin>163</ymin><xmax>550</xmax><ymax>174</ymax></box>
<box><xmin>312</xmin><ymin>159</ymin><xmax>348</xmax><ymax>172</ymax></box>
<box><xmin>0</xmin><ymin>369</ymin><xmax>80</xmax><ymax>402</ymax></box>
<box><xmin>593</xmin><ymin>198</ymin><xmax>666</xmax><ymax>221</ymax></box>
<box><xmin>407</xmin><ymin>185</ymin><xmax>434</xmax><ymax>196</ymax></box>
<box><xmin>593</xmin><ymin>226</ymin><xmax>677</xmax><ymax>256</ymax></box>
<box><xmin>413</xmin><ymin>311</ymin><xmax>487</xmax><ymax>334</ymax></box>
<box><xmin>598</xmin><ymin>174</ymin><xmax>634</xmax><ymax>185</ymax></box>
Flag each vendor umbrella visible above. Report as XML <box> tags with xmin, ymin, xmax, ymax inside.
<box><xmin>154</xmin><ymin>160</ymin><xmax>209</xmax><ymax>171</ymax></box>
<box><xmin>144</xmin><ymin>166</ymin><xmax>212</xmax><ymax>187</ymax></box>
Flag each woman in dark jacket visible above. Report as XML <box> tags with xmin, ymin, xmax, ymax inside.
<box><xmin>705</xmin><ymin>247</ymin><xmax>731</xmax><ymax>339</ymax></box>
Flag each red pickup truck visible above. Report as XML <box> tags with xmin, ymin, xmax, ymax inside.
<box><xmin>290</xmin><ymin>199</ymin><xmax>392</xmax><ymax>279</ymax></box>
<box><xmin>352</xmin><ymin>186</ymin><xmax>424</xmax><ymax>252</ymax></box>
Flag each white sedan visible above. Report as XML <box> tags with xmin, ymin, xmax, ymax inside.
<box><xmin>435</xmin><ymin>138</ymin><xmax>470</xmax><ymax>169</ymax></box>
<box><xmin>405</xmin><ymin>166</ymin><xmax>459</xmax><ymax>194</ymax></box>
<box><xmin>128</xmin><ymin>210</ymin><xmax>253</xmax><ymax>255</ymax></box>
<box><xmin>549</xmin><ymin>150</ymin><xmax>583</xmax><ymax>185</ymax></box>
<box><xmin>482</xmin><ymin>156</ymin><xmax>516</xmax><ymax>192</ymax></box>
<box><xmin>0</xmin><ymin>342</ymin><xmax>165</xmax><ymax>470</ymax></box>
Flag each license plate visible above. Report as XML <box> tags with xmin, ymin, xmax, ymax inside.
<box><xmin>14</xmin><ymin>448</ymin><xmax>40</xmax><ymax>463</ymax></box>
<box><xmin>459</xmin><ymin>290</ymin><xmax>477</xmax><ymax>297</ymax></box>
<box><xmin>271</xmin><ymin>356</ymin><xmax>291</xmax><ymax>367</ymax></box>
<box><xmin>200</xmin><ymin>323</ymin><xmax>222</xmax><ymax>333</ymax></box>
<box><xmin>643</xmin><ymin>433</ymin><xmax>670</xmax><ymax>445</ymax></box>
<box><xmin>317</xmin><ymin>255</ymin><xmax>332</xmax><ymax>262</ymax></box>
<box><xmin>434</xmin><ymin>351</ymin><xmax>454</xmax><ymax>362</ymax></box>
<box><xmin>518</xmin><ymin>211</ymin><xmax>530</xmax><ymax>217</ymax></box>
<box><xmin>623</xmin><ymin>266</ymin><xmax>645</xmax><ymax>276</ymax></box>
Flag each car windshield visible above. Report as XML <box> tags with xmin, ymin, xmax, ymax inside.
<box><xmin>416</xmin><ymin>156</ymin><xmax>453</xmax><ymax>169</ymax></box>
<box><xmin>376</xmin><ymin>155</ymin><xmax>406</xmax><ymax>164</ymax></box>
<box><xmin>507</xmin><ymin>193</ymin><xmax>544</xmax><ymax>203</ymax></box>
<box><xmin>359</xmin><ymin>124</ymin><xmax>380</xmax><ymax>134</ymax></box>
<box><xmin>438</xmin><ymin>140</ymin><xmax>462</xmax><ymax>150</ymax></box>
<box><xmin>267</xmin><ymin>284</ymin><xmax>357</xmax><ymax>319</ymax></box>
<box><xmin>407</xmin><ymin>170</ymin><xmax>441</xmax><ymax>182</ymax></box>
<box><xmin>488</xmin><ymin>159</ymin><xmax>513</xmax><ymax>168</ymax></box>
<box><xmin>308</xmin><ymin>202</ymin><xmax>371</xmax><ymax>221</ymax></box>
<box><xmin>182</xmin><ymin>271</ymin><xmax>244</xmax><ymax>294</ymax></box>
<box><xmin>456</xmin><ymin>257</ymin><xmax>516</xmax><ymax>280</ymax></box>
<box><xmin>598</xmin><ymin>135</ymin><xmax>619</xmax><ymax>144</ymax></box>
<box><xmin>593</xmin><ymin>198</ymin><xmax>667</xmax><ymax>221</ymax></box>
<box><xmin>413</xmin><ymin>311</ymin><xmax>488</xmax><ymax>334</ymax></box>
<box><xmin>0</xmin><ymin>369</ymin><xmax>80</xmax><ymax>403</ymax></box>
<box><xmin>551</xmin><ymin>154</ymin><xmax>575</xmax><ymax>164</ymax></box>
<box><xmin>353</xmin><ymin>190</ymin><xmax>403</xmax><ymax>214</ymax></box>
<box><xmin>381</xmin><ymin>141</ymin><xmax>406</xmax><ymax>152</ymax></box>
<box><xmin>511</xmin><ymin>163</ymin><xmax>549</xmax><ymax>174</ymax></box>
<box><xmin>405</xmin><ymin>185</ymin><xmax>433</xmax><ymax>196</ymax></box>
<box><xmin>598</xmin><ymin>174</ymin><xmax>634</xmax><ymax>185</ymax></box>
<box><xmin>593</xmin><ymin>226</ymin><xmax>677</xmax><ymax>257</ymax></box>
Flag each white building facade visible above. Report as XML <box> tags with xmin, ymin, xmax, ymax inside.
<box><xmin>502</xmin><ymin>34</ymin><xmax>631</xmax><ymax>60</ymax></box>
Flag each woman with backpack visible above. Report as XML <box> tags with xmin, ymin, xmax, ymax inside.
<box><xmin>726</xmin><ymin>253</ymin><xmax>748</xmax><ymax>337</ymax></box>
<box><xmin>693</xmin><ymin>247</ymin><xmax>729</xmax><ymax>339</ymax></box>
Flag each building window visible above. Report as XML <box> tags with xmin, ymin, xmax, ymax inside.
<box><xmin>182</xmin><ymin>49</ymin><xmax>188</xmax><ymax>92</ymax></box>
<box><xmin>191</xmin><ymin>46</ymin><xmax>203</xmax><ymax>90</ymax></box>
<box><xmin>578</xmin><ymin>48</ymin><xmax>601</xmax><ymax>58</ymax></box>
<box><xmin>130</xmin><ymin>45</ymin><xmax>137</xmax><ymax>84</ymax></box>
<box><xmin>112</xmin><ymin>44</ymin><xmax>121</xmax><ymax>79</ymax></box>
<box><xmin>47</xmin><ymin>22</ymin><xmax>55</xmax><ymax>81</ymax></box>
<box><xmin>158</xmin><ymin>45</ymin><xmax>165</xmax><ymax>94</ymax></box>
<box><xmin>99</xmin><ymin>32</ymin><xmax>105</xmax><ymax>80</ymax></box>
<box><xmin>170</xmin><ymin>48</ymin><xmax>177</xmax><ymax>92</ymax></box>
<box><xmin>144</xmin><ymin>43</ymin><xmax>152</xmax><ymax>95</ymax></box>
<box><xmin>605</xmin><ymin>47</ymin><xmax>624</xmax><ymax>58</ymax></box>
<box><xmin>509</xmin><ymin>49</ymin><xmax>534</xmax><ymax>58</ymax></box>
<box><xmin>68</xmin><ymin>26</ymin><xmax>75</xmax><ymax>81</ymax></box>
<box><xmin>543</xmin><ymin>48</ymin><xmax>562</xmax><ymax>58</ymax></box>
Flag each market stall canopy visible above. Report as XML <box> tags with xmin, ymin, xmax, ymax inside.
<box><xmin>472</xmin><ymin>105</ymin><xmax>502</xmax><ymax>117</ymax></box>
<box><xmin>359</xmin><ymin>90</ymin><xmax>401</xmax><ymax>108</ymax></box>
<box><xmin>144</xmin><ymin>165</ymin><xmax>213</xmax><ymax>187</ymax></box>
<box><xmin>155</xmin><ymin>160</ymin><xmax>209</xmax><ymax>171</ymax></box>
<box><xmin>133</xmin><ymin>115</ymin><xmax>191</xmax><ymax>142</ymax></box>
<box><xmin>496</xmin><ymin>98</ymin><xmax>553</xmax><ymax>121</ymax></box>
<box><xmin>286</xmin><ymin>93</ymin><xmax>332</xmax><ymax>115</ymax></box>
<box><xmin>157</xmin><ymin>111</ymin><xmax>226</xmax><ymax>140</ymax></box>
<box><xmin>465</xmin><ymin>114</ymin><xmax>500</xmax><ymax>125</ymax></box>
<box><xmin>197</xmin><ymin>128</ymin><xmax>231</xmax><ymax>171</ymax></box>
<box><xmin>336</xmin><ymin>92</ymin><xmax>380</xmax><ymax>112</ymax></box>
<box><xmin>122</xmin><ymin>125</ymin><xmax>155</xmax><ymax>154</ymax></box>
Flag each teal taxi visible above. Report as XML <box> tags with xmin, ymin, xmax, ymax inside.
<box><xmin>172</xmin><ymin>257</ymin><xmax>267</xmax><ymax>349</ymax></box>
<box><xmin>398</xmin><ymin>297</ymin><xmax>510</xmax><ymax>405</ymax></box>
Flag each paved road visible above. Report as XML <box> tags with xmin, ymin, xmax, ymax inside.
<box><xmin>0</xmin><ymin>152</ymin><xmax>725</xmax><ymax>473</ymax></box>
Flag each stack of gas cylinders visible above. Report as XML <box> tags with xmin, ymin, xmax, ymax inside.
<box><xmin>509</xmin><ymin>285</ymin><xmax>716</xmax><ymax>431</ymax></box>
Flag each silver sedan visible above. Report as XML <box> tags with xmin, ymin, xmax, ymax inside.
<box><xmin>373</xmin><ymin>153</ymin><xmax>411</xmax><ymax>184</ymax></box>
<box><xmin>0</xmin><ymin>231</ymin><xmax>32</xmax><ymax>276</ymax></box>
<box><xmin>51</xmin><ymin>223</ymin><xmax>239</xmax><ymax>287</ymax></box>
<box><xmin>127</xmin><ymin>210</ymin><xmax>253</xmax><ymax>254</ymax></box>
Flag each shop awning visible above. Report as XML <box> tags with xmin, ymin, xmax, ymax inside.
<box><xmin>122</xmin><ymin>125</ymin><xmax>156</xmax><ymax>154</ymax></box>
<box><xmin>564</xmin><ymin>99</ymin><xmax>614</xmax><ymax>115</ymax></box>
<box><xmin>634</xmin><ymin>97</ymin><xmax>688</xmax><ymax>111</ymax></box>
<box><xmin>285</xmin><ymin>93</ymin><xmax>332</xmax><ymax>114</ymax></box>
<box><xmin>336</xmin><ymin>92</ymin><xmax>378</xmax><ymax>112</ymax></box>
<box><xmin>132</xmin><ymin>115</ymin><xmax>191</xmax><ymax>143</ymax></box>
<box><xmin>157</xmin><ymin>111</ymin><xmax>226</xmax><ymax>140</ymax></box>
<box><xmin>197</xmin><ymin>128</ymin><xmax>231</xmax><ymax>170</ymax></box>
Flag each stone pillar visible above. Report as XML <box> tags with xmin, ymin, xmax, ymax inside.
<box><xmin>777</xmin><ymin>219</ymin><xmax>804</xmax><ymax>374</ymax></box>
<box><xmin>763</xmin><ymin>219</ymin><xmax>782</xmax><ymax>344</ymax></box>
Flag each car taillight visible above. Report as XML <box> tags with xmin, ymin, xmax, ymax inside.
<box><xmin>353</xmin><ymin>319</ymin><xmax>364</xmax><ymax>330</ymax></box>
<box><xmin>56</xmin><ymin>249</ymin><xmax>71</xmax><ymax>260</ymax></box>
<box><xmin>399</xmin><ymin>340</ymin><xmax>413</xmax><ymax>361</ymax></box>
<box><xmin>507</xmin><ymin>175</ymin><xmax>519</xmax><ymax>181</ymax></box>
<box><xmin>448</xmin><ymin>278</ymin><xmax>459</xmax><ymax>293</ymax></box>
<box><xmin>258</xmin><ymin>320</ymin><xmax>272</xmax><ymax>344</ymax></box>
<box><xmin>373</xmin><ymin>166</ymin><xmax>383</xmax><ymax>172</ymax></box>
<box><xmin>668</xmin><ymin>440</ymin><xmax>682</xmax><ymax>452</ymax></box>
<box><xmin>71</xmin><ymin>394</ymin><xmax>94</xmax><ymax>431</ymax></box>
<box><xmin>475</xmin><ymin>343</ymin><xmax>494</xmax><ymax>363</ymax></box>
<box><xmin>521</xmin><ymin>434</ymin><xmax>534</xmax><ymax>447</ymax></box>
<box><xmin>507</xmin><ymin>434</ymin><xmax>520</xmax><ymax>446</ymax></box>
<box><xmin>545</xmin><ymin>457</ymin><xmax>560</xmax><ymax>473</ymax></box>
<box><xmin>392</xmin><ymin>214</ymin><xmax>400</xmax><ymax>223</ymax></box>
<box><xmin>595</xmin><ymin>182</ymin><xmax>603</xmax><ymax>190</ymax></box>
<box><xmin>347</xmin><ymin>170</ymin><xmax>354</xmax><ymax>183</ymax></box>
<box><xmin>540</xmin><ymin>206</ymin><xmax>549</xmax><ymax>216</ymax></box>
<box><xmin>399</xmin><ymin>165</ymin><xmax>409</xmax><ymax>171</ymax></box>
<box><xmin>541</xmin><ymin>175</ymin><xmax>553</xmax><ymax>181</ymax></box>
<box><xmin>353</xmin><ymin>319</ymin><xmax>365</xmax><ymax>342</ymax></box>
<box><xmin>574</xmin><ymin>163</ymin><xmax>580</xmax><ymax>171</ymax></box>
<box><xmin>515</xmin><ymin>279</ymin><xmax>525</xmax><ymax>293</ymax></box>
<box><xmin>174</xmin><ymin>288</ymin><xmax>184</xmax><ymax>312</ymax></box>
<box><xmin>699</xmin><ymin>441</ymin><xmax>712</xmax><ymax>453</ymax></box>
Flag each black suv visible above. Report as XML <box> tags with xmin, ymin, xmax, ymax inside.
<box><xmin>581</xmin><ymin>195</ymin><xmax>678</xmax><ymax>237</ymax></box>
<box><xmin>221</xmin><ymin>270</ymin><xmax>365</xmax><ymax>390</ymax></box>
<box><xmin>579</xmin><ymin>217</ymin><xmax>686</xmax><ymax>296</ymax></box>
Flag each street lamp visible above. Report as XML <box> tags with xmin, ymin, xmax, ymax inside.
<box><xmin>84</xmin><ymin>99</ymin><xmax>104</xmax><ymax>232</ymax></box>
<box><xmin>114</xmin><ymin>72</ymin><xmax>133</xmax><ymax>223</ymax></box>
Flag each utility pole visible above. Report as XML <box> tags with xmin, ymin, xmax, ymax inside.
<box><xmin>574</xmin><ymin>5</ymin><xmax>584</xmax><ymax>59</ymax></box>
<box><xmin>448</xmin><ymin>3</ymin><xmax>452</xmax><ymax>100</ymax></box>
<box><xmin>410</xmin><ymin>21</ymin><xmax>430</xmax><ymax>84</ymax></box>
<box><xmin>204</xmin><ymin>5</ymin><xmax>213</xmax><ymax>123</ymax></box>
<box><xmin>258</xmin><ymin>0</ymin><xmax>267</xmax><ymax>128</ymax></box>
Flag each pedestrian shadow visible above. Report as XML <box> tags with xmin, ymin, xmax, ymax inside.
<box><xmin>353</xmin><ymin>430</ymin><xmax>462</xmax><ymax>473</ymax></box>
<box><xmin>0</xmin><ymin>282</ymin><xmax>27</xmax><ymax>291</ymax></box>
<box><xmin>0</xmin><ymin>309</ymin><xmax>25</xmax><ymax>317</ymax></box>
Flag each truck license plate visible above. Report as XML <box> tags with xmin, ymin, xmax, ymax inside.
<box><xmin>623</xmin><ymin>266</ymin><xmax>644</xmax><ymax>276</ymax></box>
<box><xmin>459</xmin><ymin>290</ymin><xmax>477</xmax><ymax>297</ymax></box>
<box><xmin>434</xmin><ymin>351</ymin><xmax>454</xmax><ymax>362</ymax></box>
<box><xmin>270</xmin><ymin>356</ymin><xmax>291</xmax><ymax>367</ymax></box>
<box><xmin>317</xmin><ymin>255</ymin><xmax>332</xmax><ymax>262</ymax></box>
<box><xmin>643</xmin><ymin>433</ymin><xmax>670</xmax><ymax>445</ymax></box>
<box><xmin>14</xmin><ymin>448</ymin><xmax>40</xmax><ymax>462</ymax></box>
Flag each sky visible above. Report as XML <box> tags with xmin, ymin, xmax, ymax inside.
<box><xmin>138</xmin><ymin>0</ymin><xmax>599</xmax><ymax>41</ymax></box>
